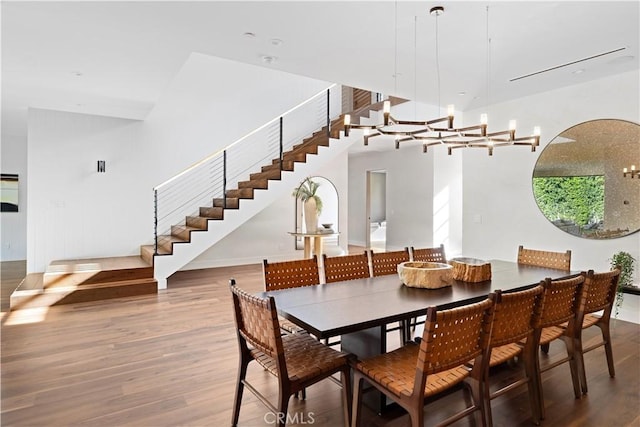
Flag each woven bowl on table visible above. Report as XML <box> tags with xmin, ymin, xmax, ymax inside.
<box><xmin>397</xmin><ymin>261</ymin><xmax>453</xmax><ymax>289</ymax></box>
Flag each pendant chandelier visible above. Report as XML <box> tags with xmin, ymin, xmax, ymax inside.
<box><xmin>343</xmin><ymin>6</ymin><xmax>541</xmax><ymax>156</ymax></box>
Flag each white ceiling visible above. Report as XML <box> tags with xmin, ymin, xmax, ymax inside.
<box><xmin>2</xmin><ymin>1</ymin><xmax>639</xmax><ymax>140</ymax></box>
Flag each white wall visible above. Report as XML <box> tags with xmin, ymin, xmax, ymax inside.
<box><xmin>348</xmin><ymin>142</ymin><xmax>436</xmax><ymax>250</ymax></box>
<box><xmin>462</xmin><ymin>70</ymin><xmax>640</xmax><ymax>273</ymax></box>
<box><xmin>25</xmin><ymin>54</ymin><xmax>333</xmax><ymax>272</ymax></box>
<box><xmin>27</xmin><ymin>110</ymin><xmax>145</xmax><ymax>272</ymax></box>
<box><xmin>1</xmin><ymin>132</ymin><xmax>28</xmax><ymax>260</ymax></box>
<box><xmin>347</xmin><ymin>101</ymin><xmax>464</xmax><ymax>255</ymax></box>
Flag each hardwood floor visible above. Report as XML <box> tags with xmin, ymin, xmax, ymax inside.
<box><xmin>1</xmin><ymin>262</ymin><xmax>639</xmax><ymax>426</ymax></box>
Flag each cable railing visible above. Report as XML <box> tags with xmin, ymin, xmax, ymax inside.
<box><xmin>153</xmin><ymin>84</ymin><xmax>340</xmax><ymax>255</ymax></box>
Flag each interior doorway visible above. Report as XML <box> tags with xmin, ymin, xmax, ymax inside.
<box><xmin>366</xmin><ymin>170</ymin><xmax>387</xmax><ymax>251</ymax></box>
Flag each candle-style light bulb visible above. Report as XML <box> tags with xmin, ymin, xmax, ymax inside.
<box><xmin>344</xmin><ymin>114</ymin><xmax>351</xmax><ymax>126</ymax></box>
<box><xmin>632</xmin><ymin>165</ymin><xmax>637</xmax><ymax>171</ymax></box>
<box><xmin>533</xmin><ymin>126</ymin><xmax>541</xmax><ymax>136</ymax></box>
<box><xmin>480</xmin><ymin>113</ymin><xmax>488</xmax><ymax>125</ymax></box>
<box><xmin>509</xmin><ymin>120</ymin><xmax>517</xmax><ymax>131</ymax></box>
<box><xmin>383</xmin><ymin>100</ymin><xmax>391</xmax><ymax>125</ymax></box>
<box><xmin>623</xmin><ymin>167</ymin><xmax>628</xmax><ymax>173</ymax></box>
<box><xmin>447</xmin><ymin>104</ymin><xmax>455</xmax><ymax>117</ymax></box>
<box><xmin>447</xmin><ymin>104</ymin><xmax>455</xmax><ymax>128</ymax></box>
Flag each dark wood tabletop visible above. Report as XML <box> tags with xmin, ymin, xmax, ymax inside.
<box><xmin>260</xmin><ymin>260</ymin><xmax>579</xmax><ymax>339</ymax></box>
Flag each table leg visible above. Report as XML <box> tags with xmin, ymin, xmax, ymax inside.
<box><xmin>313</xmin><ymin>236</ymin><xmax>323</xmax><ymax>257</ymax></box>
<box><xmin>303</xmin><ymin>237</ymin><xmax>312</xmax><ymax>258</ymax></box>
<box><xmin>341</xmin><ymin>326</ymin><xmax>390</xmax><ymax>413</ymax></box>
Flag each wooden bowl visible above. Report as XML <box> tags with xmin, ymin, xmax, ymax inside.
<box><xmin>397</xmin><ymin>261</ymin><xmax>453</xmax><ymax>289</ymax></box>
<box><xmin>449</xmin><ymin>257</ymin><xmax>492</xmax><ymax>282</ymax></box>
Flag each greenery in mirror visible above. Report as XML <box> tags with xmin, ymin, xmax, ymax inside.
<box><xmin>610</xmin><ymin>251</ymin><xmax>636</xmax><ymax>317</ymax></box>
<box><xmin>292</xmin><ymin>177</ymin><xmax>323</xmax><ymax>213</ymax></box>
<box><xmin>533</xmin><ymin>176</ymin><xmax>604</xmax><ymax>236</ymax></box>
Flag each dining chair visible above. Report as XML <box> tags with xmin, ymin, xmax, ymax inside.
<box><xmin>229</xmin><ymin>279</ymin><xmax>352</xmax><ymax>427</ymax></box>
<box><xmin>408</xmin><ymin>245</ymin><xmax>447</xmax><ymax>337</ymax></box>
<box><xmin>535</xmin><ymin>274</ymin><xmax>586</xmax><ymax>419</ymax></box>
<box><xmin>410</xmin><ymin>244</ymin><xmax>446</xmax><ymax>263</ymax></box>
<box><xmin>572</xmin><ymin>268</ymin><xmax>621</xmax><ymax>394</ymax></box>
<box><xmin>322</xmin><ymin>252</ymin><xmax>370</xmax><ymax>283</ymax></box>
<box><xmin>517</xmin><ymin>245</ymin><xmax>572</xmax><ymax>271</ymax></box>
<box><xmin>369</xmin><ymin>248</ymin><xmax>411</xmax><ymax>344</ymax></box>
<box><xmin>369</xmin><ymin>248</ymin><xmax>410</xmax><ymax>277</ymax></box>
<box><xmin>263</xmin><ymin>256</ymin><xmax>321</xmax><ymax>291</ymax></box>
<box><xmin>262</xmin><ymin>256</ymin><xmax>321</xmax><ymax>335</ymax></box>
<box><xmin>482</xmin><ymin>286</ymin><xmax>545</xmax><ymax>426</ymax></box>
<box><xmin>351</xmin><ymin>297</ymin><xmax>495</xmax><ymax>427</ymax></box>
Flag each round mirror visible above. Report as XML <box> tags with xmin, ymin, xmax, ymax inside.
<box><xmin>532</xmin><ymin>119</ymin><xmax>640</xmax><ymax>239</ymax></box>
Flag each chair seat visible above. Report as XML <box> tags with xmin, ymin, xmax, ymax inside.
<box><xmin>251</xmin><ymin>332</ymin><xmax>350</xmax><ymax>385</ymax></box>
<box><xmin>582</xmin><ymin>313</ymin><xmax>601</xmax><ymax>329</ymax></box>
<box><xmin>539</xmin><ymin>325</ymin><xmax>564</xmax><ymax>345</ymax></box>
<box><xmin>489</xmin><ymin>343</ymin><xmax>523</xmax><ymax>367</ymax></box>
<box><xmin>355</xmin><ymin>342</ymin><xmax>471</xmax><ymax>398</ymax></box>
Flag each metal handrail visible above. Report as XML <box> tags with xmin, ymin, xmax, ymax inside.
<box><xmin>153</xmin><ymin>84</ymin><xmax>339</xmax><ymax>255</ymax></box>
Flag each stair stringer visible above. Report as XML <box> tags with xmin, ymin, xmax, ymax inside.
<box><xmin>152</xmin><ymin>134</ymin><xmax>357</xmax><ymax>289</ymax></box>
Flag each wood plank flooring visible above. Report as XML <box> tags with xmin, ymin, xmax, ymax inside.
<box><xmin>1</xmin><ymin>262</ymin><xmax>639</xmax><ymax>426</ymax></box>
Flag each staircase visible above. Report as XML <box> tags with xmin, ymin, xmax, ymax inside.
<box><xmin>10</xmin><ymin>90</ymin><xmax>406</xmax><ymax>309</ymax></box>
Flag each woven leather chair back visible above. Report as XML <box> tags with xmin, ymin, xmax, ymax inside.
<box><xmin>263</xmin><ymin>256</ymin><xmax>320</xmax><ymax>291</ymax></box>
<box><xmin>518</xmin><ymin>245</ymin><xmax>572</xmax><ymax>271</ymax></box>
<box><xmin>418</xmin><ymin>298</ymin><xmax>495</xmax><ymax>375</ymax></box>
<box><xmin>230</xmin><ymin>281</ymin><xmax>284</xmax><ymax>364</ymax></box>
<box><xmin>583</xmin><ymin>268</ymin><xmax>620</xmax><ymax>315</ymax></box>
<box><xmin>323</xmin><ymin>252</ymin><xmax>370</xmax><ymax>283</ymax></box>
<box><xmin>411</xmin><ymin>244</ymin><xmax>447</xmax><ymax>263</ymax></box>
<box><xmin>370</xmin><ymin>248</ymin><xmax>410</xmax><ymax>277</ymax></box>
<box><xmin>539</xmin><ymin>275</ymin><xmax>585</xmax><ymax>328</ymax></box>
<box><xmin>489</xmin><ymin>286</ymin><xmax>544</xmax><ymax>347</ymax></box>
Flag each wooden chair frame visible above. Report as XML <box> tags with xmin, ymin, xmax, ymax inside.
<box><xmin>410</xmin><ymin>244</ymin><xmax>447</xmax><ymax>263</ymax></box>
<box><xmin>517</xmin><ymin>245</ymin><xmax>572</xmax><ymax>271</ymax></box>
<box><xmin>483</xmin><ymin>286</ymin><xmax>545</xmax><ymax>426</ymax></box>
<box><xmin>572</xmin><ymin>268</ymin><xmax>620</xmax><ymax>394</ymax></box>
<box><xmin>369</xmin><ymin>248</ymin><xmax>410</xmax><ymax>277</ymax></box>
<box><xmin>323</xmin><ymin>252</ymin><xmax>370</xmax><ymax>284</ymax></box>
<box><xmin>262</xmin><ymin>256</ymin><xmax>320</xmax><ymax>292</ymax></box>
<box><xmin>352</xmin><ymin>298</ymin><xmax>496</xmax><ymax>427</ymax></box>
<box><xmin>230</xmin><ymin>279</ymin><xmax>352</xmax><ymax>427</ymax></box>
<box><xmin>534</xmin><ymin>274</ymin><xmax>585</xmax><ymax>419</ymax></box>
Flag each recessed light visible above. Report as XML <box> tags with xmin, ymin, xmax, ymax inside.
<box><xmin>262</xmin><ymin>55</ymin><xmax>277</xmax><ymax>64</ymax></box>
<box><xmin>72</xmin><ymin>71</ymin><xmax>83</xmax><ymax>77</ymax></box>
<box><xmin>270</xmin><ymin>38</ymin><xmax>283</xmax><ymax>46</ymax></box>
<box><xmin>572</xmin><ymin>69</ymin><xmax>585</xmax><ymax>75</ymax></box>
<box><xmin>243</xmin><ymin>32</ymin><xmax>256</xmax><ymax>38</ymax></box>
<box><xmin>458</xmin><ymin>91</ymin><xmax>466</xmax><ymax>96</ymax></box>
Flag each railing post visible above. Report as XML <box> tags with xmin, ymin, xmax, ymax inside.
<box><xmin>153</xmin><ymin>189</ymin><xmax>158</xmax><ymax>256</ymax></box>
<box><xmin>223</xmin><ymin>150</ymin><xmax>227</xmax><ymax>209</ymax></box>
<box><xmin>326</xmin><ymin>88</ymin><xmax>331</xmax><ymax>138</ymax></box>
<box><xmin>279</xmin><ymin>116</ymin><xmax>283</xmax><ymax>171</ymax></box>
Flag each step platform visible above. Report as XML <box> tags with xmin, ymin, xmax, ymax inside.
<box><xmin>10</xmin><ymin>256</ymin><xmax>157</xmax><ymax>310</ymax></box>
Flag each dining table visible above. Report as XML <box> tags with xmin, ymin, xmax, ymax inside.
<box><xmin>259</xmin><ymin>259</ymin><xmax>579</xmax><ymax>412</ymax></box>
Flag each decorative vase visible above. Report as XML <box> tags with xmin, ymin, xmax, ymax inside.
<box><xmin>303</xmin><ymin>198</ymin><xmax>318</xmax><ymax>233</ymax></box>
